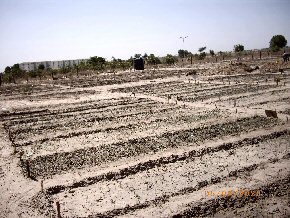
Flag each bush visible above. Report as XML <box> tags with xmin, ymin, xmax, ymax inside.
<box><xmin>164</xmin><ymin>54</ymin><xmax>177</xmax><ymax>65</ymax></box>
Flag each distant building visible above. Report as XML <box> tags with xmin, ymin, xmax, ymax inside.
<box><xmin>19</xmin><ymin>59</ymin><xmax>88</xmax><ymax>71</ymax></box>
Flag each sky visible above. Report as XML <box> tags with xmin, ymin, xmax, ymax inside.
<box><xmin>0</xmin><ymin>0</ymin><xmax>290</xmax><ymax>71</ymax></box>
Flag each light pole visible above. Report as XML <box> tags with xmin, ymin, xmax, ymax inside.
<box><xmin>179</xmin><ymin>36</ymin><xmax>188</xmax><ymax>44</ymax></box>
<box><xmin>179</xmin><ymin>36</ymin><xmax>188</xmax><ymax>65</ymax></box>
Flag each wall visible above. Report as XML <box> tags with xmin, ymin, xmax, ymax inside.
<box><xmin>19</xmin><ymin>59</ymin><xmax>88</xmax><ymax>71</ymax></box>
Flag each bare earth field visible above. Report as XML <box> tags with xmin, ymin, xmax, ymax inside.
<box><xmin>0</xmin><ymin>60</ymin><xmax>290</xmax><ymax>217</ymax></box>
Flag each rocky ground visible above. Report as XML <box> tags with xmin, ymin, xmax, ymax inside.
<box><xmin>0</xmin><ymin>59</ymin><xmax>289</xmax><ymax>217</ymax></box>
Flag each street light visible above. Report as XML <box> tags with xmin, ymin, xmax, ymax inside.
<box><xmin>179</xmin><ymin>36</ymin><xmax>188</xmax><ymax>63</ymax></box>
<box><xmin>179</xmin><ymin>36</ymin><xmax>188</xmax><ymax>43</ymax></box>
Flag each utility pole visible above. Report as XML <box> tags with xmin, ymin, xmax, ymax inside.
<box><xmin>180</xmin><ymin>36</ymin><xmax>188</xmax><ymax>43</ymax></box>
<box><xmin>179</xmin><ymin>36</ymin><xmax>188</xmax><ymax>65</ymax></box>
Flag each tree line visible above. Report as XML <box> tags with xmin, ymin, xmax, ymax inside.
<box><xmin>0</xmin><ymin>55</ymin><xmax>169</xmax><ymax>84</ymax></box>
<box><xmin>0</xmin><ymin>34</ymin><xmax>287</xmax><ymax>85</ymax></box>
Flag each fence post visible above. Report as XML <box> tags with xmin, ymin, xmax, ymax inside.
<box><xmin>41</xmin><ymin>180</ymin><xmax>44</xmax><ymax>192</ymax></box>
<box><xmin>56</xmin><ymin>201</ymin><xmax>61</xmax><ymax>218</ymax></box>
<box><xmin>26</xmin><ymin>160</ymin><xmax>31</xmax><ymax>178</ymax></box>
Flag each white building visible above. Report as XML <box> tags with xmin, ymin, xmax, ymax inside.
<box><xmin>19</xmin><ymin>59</ymin><xmax>88</xmax><ymax>71</ymax></box>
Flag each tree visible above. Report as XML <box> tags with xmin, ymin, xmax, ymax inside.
<box><xmin>134</xmin><ymin>54</ymin><xmax>142</xmax><ymax>58</ymax></box>
<box><xmin>119</xmin><ymin>59</ymin><xmax>131</xmax><ymax>71</ymax></box>
<box><xmin>197</xmin><ymin>47</ymin><xmax>207</xmax><ymax>60</ymax></box>
<box><xmin>109</xmin><ymin>57</ymin><xmax>118</xmax><ymax>72</ymax></box>
<box><xmin>234</xmin><ymin>44</ymin><xmax>244</xmax><ymax>61</ymax></box>
<box><xmin>73</xmin><ymin>64</ymin><xmax>79</xmax><ymax>77</ymax></box>
<box><xmin>78</xmin><ymin>61</ymin><xmax>87</xmax><ymax>72</ymax></box>
<box><xmin>147</xmin><ymin>54</ymin><xmax>161</xmax><ymax>65</ymax></box>
<box><xmin>11</xmin><ymin>64</ymin><xmax>23</xmax><ymax>83</ymax></box>
<box><xmin>3</xmin><ymin>64</ymin><xmax>24</xmax><ymax>83</ymax></box>
<box><xmin>87</xmin><ymin>56</ymin><xmax>106</xmax><ymax>71</ymax></box>
<box><xmin>198</xmin><ymin>47</ymin><xmax>206</xmax><ymax>53</ymax></box>
<box><xmin>198</xmin><ymin>52</ymin><xmax>206</xmax><ymax>60</ymax></box>
<box><xmin>3</xmin><ymin>67</ymin><xmax>13</xmax><ymax>83</ymax></box>
<box><xmin>28</xmin><ymin>70</ymin><xmax>39</xmax><ymax>78</ymax></box>
<box><xmin>48</xmin><ymin>68</ymin><xmax>58</xmax><ymax>80</ymax></box>
<box><xmin>209</xmin><ymin>50</ymin><xmax>217</xmax><ymax>62</ymax></box>
<box><xmin>46</xmin><ymin>67</ymin><xmax>53</xmax><ymax>79</ymax></box>
<box><xmin>37</xmin><ymin>63</ymin><xmax>45</xmax><ymax>79</ymax></box>
<box><xmin>178</xmin><ymin>49</ymin><xmax>190</xmax><ymax>58</ymax></box>
<box><xmin>4</xmin><ymin>66</ymin><xmax>11</xmax><ymax>74</ymax></box>
<box><xmin>218</xmin><ymin>51</ymin><xmax>225</xmax><ymax>60</ymax></box>
<box><xmin>270</xmin><ymin>35</ymin><xmax>287</xmax><ymax>52</ymax></box>
<box><xmin>234</xmin><ymin>44</ymin><xmax>244</xmax><ymax>53</ymax></box>
<box><xmin>164</xmin><ymin>54</ymin><xmax>177</xmax><ymax>65</ymax></box>
<box><xmin>38</xmin><ymin>64</ymin><xmax>45</xmax><ymax>70</ymax></box>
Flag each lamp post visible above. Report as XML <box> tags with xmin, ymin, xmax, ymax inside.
<box><xmin>179</xmin><ymin>36</ymin><xmax>188</xmax><ymax>65</ymax></box>
<box><xmin>180</xmin><ymin>36</ymin><xmax>188</xmax><ymax>43</ymax></box>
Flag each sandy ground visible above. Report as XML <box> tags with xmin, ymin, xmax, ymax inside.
<box><xmin>0</xmin><ymin>60</ymin><xmax>289</xmax><ymax>217</ymax></box>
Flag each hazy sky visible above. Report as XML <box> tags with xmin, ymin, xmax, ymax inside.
<box><xmin>0</xmin><ymin>0</ymin><xmax>289</xmax><ymax>71</ymax></box>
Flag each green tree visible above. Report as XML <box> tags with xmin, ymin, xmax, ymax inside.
<box><xmin>4</xmin><ymin>66</ymin><xmax>11</xmax><ymax>74</ymax></box>
<box><xmin>270</xmin><ymin>35</ymin><xmax>287</xmax><ymax>52</ymax></box>
<box><xmin>28</xmin><ymin>70</ymin><xmax>39</xmax><ymax>78</ymax></box>
<box><xmin>178</xmin><ymin>49</ymin><xmax>190</xmax><ymax>58</ymax></box>
<box><xmin>198</xmin><ymin>52</ymin><xmax>206</xmax><ymax>60</ymax></box>
<box><xmin>234</xmin><ymin>44</ymin><xmax>244</xmax><ymax>53</ymax></box>
<box><xmin>147</xmin><ymin>54</ymin><xmax>161</xmax><ymax>65</ymax></box>
<box><xmin>46</xmin><ymin>67</ymin><xmax>53</xmax><ymax>79</ymax></box>
<box><xmin>73</xmin><ymin>64</ymin><xmax>79</xmax><ymax>77</ymax></box>
<box><xmin>234</xmin><ymin>44</ymin><xmax>244</xmax><ymax>61</ymax></box>
<box><xmin>109</xmin><ymin>57</ymin><xmax>118</xmax><ymax>72</ymax></box>
<box><xmin>118</xmin><ymin>59</ymin><xmax>131</xmax><ymax>71</ymax></box>
<box><xmin>11</xmin><ymin>64</ymin><xmax>24</xmax><ymax>83</ymax></box>
<box><xmin>78</xmin><ymin>61</ymin><xmax>87</xmax><ymax>72</ymax></box>
<box><xmin>38</xmin><ymin>64</ymin><xmax>45</xmax><ymax>70</ymax></box>
<box><xmin>164</xmin><ymin>54</ymin><xmax>177</xmax><ymax>65</ymax></box>
<box><xmin>198</xmin><ymin>47</ymin><xmax>206</xmax><ymax>53</ymax></box>
<box><xmin>49</xmin><ymin>68</ymin><xmax>58</xmax><ymax>80</ymax></box>
<box><xmin>37</xmin><ymin>63</ymin><xmax>45</xmax><ymax>79</ymax></box>
<box><xmin>134</xmin><ymin>54</ymin><xmax>142</xmax><ymax>58</ymax></box>
<box><xmin>197</xmin><ymin>47</ymin><xmax>207</xmax><ymax>60</ymax></box>
<box><xmin>218</xmin><ymin>51</ymin><xmax>225</xmax><ymax>60</ymax></box>
<box><xmin>128</xmin><ymin>57</ymin><xmax>134</xmax><ymax>69</ymax></box>
<box><xmin>88</xmin><ymin>56</ymin><xmax>106</xmax><ymax>71</ymax></box>
<box><xmin>4</xmin><ymin>66</ymin><xmax>12</xmax><ymax>83</ymax></box>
